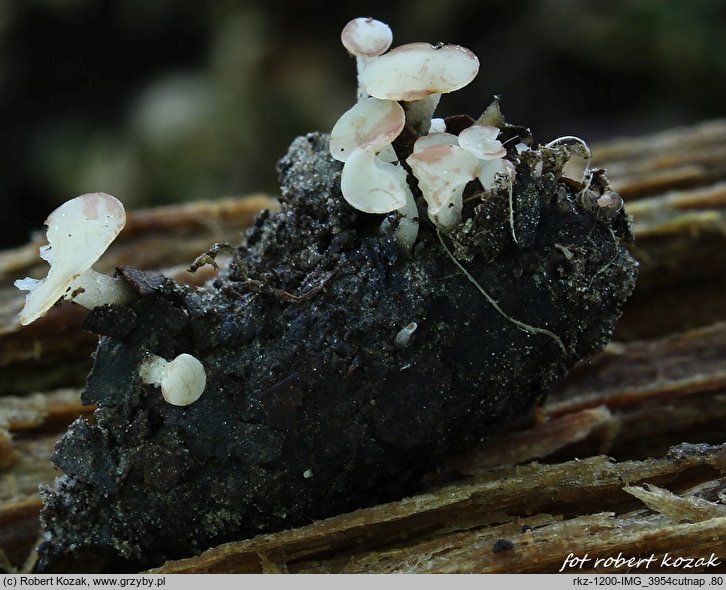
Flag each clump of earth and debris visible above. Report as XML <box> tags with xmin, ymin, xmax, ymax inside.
<box><xmin>23</xmin><ymin>18</ymin><xmax>638</xmax><ymax>573</ymax></box>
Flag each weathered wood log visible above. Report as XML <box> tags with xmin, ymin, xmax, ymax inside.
<box><xmin>150</xmin><ymin>443</ymin><xmax>726</xmax><ymax>574</ymax></box>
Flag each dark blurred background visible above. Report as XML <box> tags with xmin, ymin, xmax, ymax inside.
<box><xmin>2</xmin><ymin>0</ymin><xmax>726</xmax><ymax>248</ymax></box>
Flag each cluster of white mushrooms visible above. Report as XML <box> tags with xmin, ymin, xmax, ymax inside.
<box><xmin>12</xmin><ymin>18</ymin><xmax>601</xmax><ymax>404</ymax></box>
<box><xmin>331</xmin><ymin>17</ymin><xmax>516</xmax><ymax>251</ymax></box>
<box><xmin>14</xmin><ymin>192</ymin><xmax>207</xmax><ymax>407</ymax></box>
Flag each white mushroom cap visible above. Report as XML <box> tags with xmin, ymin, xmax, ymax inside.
<box><xmin>341</xmin><ymin>146</ymin><xmax>410</xmax><ymax>213</ymax></box>
<box><xmin>407</xmin><ymin>144</ymin><xmax>481</xmax><ymax>229</ymax></box>
<box><xmin>360</xmin><ymin>42</ymin><xmax>479</xmax><ymax>101</ymax></box>
<box><xmin>329</xmin><ymin>97</ymin><xmax>405</xmax><ymax>162</ymax></box>
<box><xmin>14</xmin><ymin>192</ymin><xmax>126</xmax><ymax>326</ymax></box>
<box><xmin>341</xmin><ymin>17</ymin><xmax>393</xmax><ymax>58</ymax></box>
<box><xmin>161</xmin><ymin>353</ymin><xmax>207</xmax><ymax>406</ymax></box>
<box><xmin>458</xmin><ymin>125</ymin><xmax>507</xmax><ymax>160</ymax></box>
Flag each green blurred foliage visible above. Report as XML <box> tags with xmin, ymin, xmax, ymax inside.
<box><xmin>2</xmin><ymin>0</ymin><xmax>726</xmax><ymax>246</ymax></box>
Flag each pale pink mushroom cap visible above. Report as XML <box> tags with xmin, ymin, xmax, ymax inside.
<box><xmin>14</xmin><ymin>193</ymin><xmax>126</xmax><ymax>325</ymax></box>
<box><xmin>341</xmin><ymin>18</ymin><xmax>393</xmax><ymax>58</ymax></box>
<box><xmin>407</xmin><ymin>144</ymin><xmax>481</xmax><ymax>228</ymax></box>
<box><xmin>413</xmin><ymin>132</ymin><xmax>459</xmax><ymax>153</ymax></box>
<box><xmin>458</xmin><ymin>125</ymin><xmax>507</xmax><ymax>160</ymax></box>
<box><xmin>361</xmin><ymin>43</ymin><xmax>480</xmax><ymax>101</ymax></box>
<box><xmin>329</xmin><ymin>97</ymin><xmax>405</xmax><ymax>162</ymax></box>
<box><xmin>341</xmin><ymin>146</ymin><xmax>410</xmax><ymax>214</ymax></box>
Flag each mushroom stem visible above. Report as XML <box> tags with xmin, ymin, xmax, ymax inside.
<box><xmin>68</xmin><ymin>270</ymin><xmax>134</xmax><ymax>311</ymax></box>
<box><xmin>381</xmin><ymin>185</ymin><xmax>419</xmax><ymax>253</ymax></box>
<box><xmin>355</xmin><ymin>57</ymin><xmax>371</xmax><ymax>101</ymax></box>
<box><xmin>403</xmin><ymin>94</ymin><xmax>441</xmax><ymax>136</ymax></box>
<box><xmin>340</xmin><ymin>18</ymin><xmax>393</xmax><ymax>102</ymax></box>
<box><xmin>139</xmin><ymin>353</ymin><xmax>207</xmax><ymax>407</ymax></box>
<box><xmin>394</xmin><ymin>188</ymin><xmax>419</xmax><ymax>252</ymax></box>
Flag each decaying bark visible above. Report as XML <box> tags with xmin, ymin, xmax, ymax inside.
<box><xmin>2</xmin><ymin>121</ymin><xmax>726</xmax><ymax>573</ymax></box>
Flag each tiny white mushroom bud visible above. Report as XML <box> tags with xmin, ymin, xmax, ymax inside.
<box><xmin>407</xmin><ymin>144</ymin><xmax>481</xmax><ymax>230</ymax></box>
<box><xmin>329</xmin><ymin>97</ymin><xmax>405</xmax><ymax>162</ymax></box>
<box><xmin>395</xmin><ymin>322</ymin><xmax>418</xmax><ymax>347</ymax></box>
<box><xmin>140</xmin><ymin>353</ymin><xmax>207</xmax><ymax>407</ymax></box>
<box><xmin>341</xmin><ymin>17</ymin><xmax>393</xmax><ymax>101</ymax></box>
<box><xmin>14</xmin><ymin>192</ymin><xmax>133</xmax><ymax>326</ymax></box>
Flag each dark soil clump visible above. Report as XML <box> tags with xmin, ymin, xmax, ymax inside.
<box><xmin>38</xmin><ymin>131</ymin><xmax>637</xmax><ymax>572</ymax></box>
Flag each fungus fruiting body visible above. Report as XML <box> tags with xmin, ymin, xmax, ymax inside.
<box><xmin>340</xmin><ymin>17</ymin><xmax>393</xmax><ymax>101</ymax></box>
<box><xmin>360</xmin><ymin>43</ymin><xmax>480</xmax><ymax>101</ymax></box>
<box><xmin>33</xmin><ymin>17</ymin><xmax>637</xmax><ymax>573</ymax></box>
<box><xmin>139</xmin><ymin>353</ymin><xmax>207</xmax><ymax>406</ymax></box>
<box><xmin>331</xmin><ymin>21</ymin><xmax>514</xmax><ymax>239</ymax></box>
<box><xmin>407</xmin><ymin>143</ymin><xmax>481</xmax><ymax>230</ymax></box>
<box><xmin>14</xmin><ymin>192</ymin><xmax>132</xmax><ymax>325</ymax></box>
<box><xmin>330</xmin><ymin>96</ymin><xmax>418</xmax><ymax>249</ymax></box>
<box><xmin>329</xmin><ymin>97</ymin><xmax>405</xmax><ymax>162</ymax></box>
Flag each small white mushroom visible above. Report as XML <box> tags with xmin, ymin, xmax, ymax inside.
<box><xmin>340</xmin><ymin>17</ymin><xmax>393</xmax><ymax>101</ymax></box>
<box><xmin>329</xmin><ymin>97</ymin><xmax>405</xmax><ymax>162</ymax></box>
<box><xmin>139</xmin><ymin>353</ymin><xmax>207</xmax><ymax>406</ymax></box>
<box><xmin>14</xmin><ymin>192</ymin><xmax>133</xmax><ymax>326</ymax></box>
<box><xmin>330</xmin><ymin>95</ymin><xmax>418</xmax><ymax>251</ymax></box>
<box><xmin>457</xmin><ymin>125</ymin><xmax>514</xmax><ymax>192</ymax></box>
<box><xmin>406</xmin><ymin>143</ymin><xmax>481</xmax><ymax>230</ymax></box>
<box><xmin>341</xmin><ymin>146</ymin><xmax>419</xmax><ymax>251</ymax></box>
<box><xmin>361</xmin><ymin>42</ymin><xmax>479</xmax><ymax>134</ymax></box>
